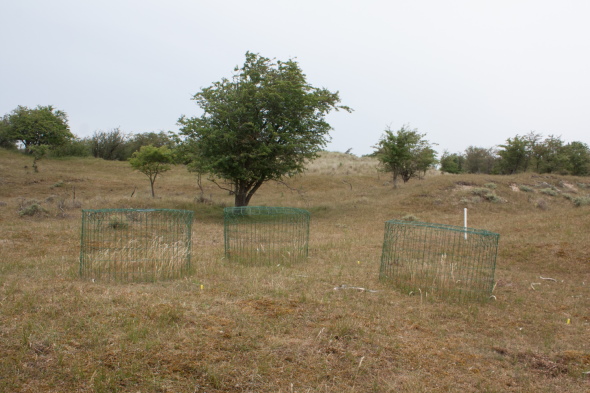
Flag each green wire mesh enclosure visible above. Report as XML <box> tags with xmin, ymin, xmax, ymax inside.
<box><xmin>224</xmin><ymin>206</ymin><xmax>310</xmax><ymax>266</ymax></box>
<box><xmin>380</xmin><ymin>220</ymin><xmax>499</xmax><ymax>302</ymax></box>
<box><xmin>80</xmin><ymin>209</ymin><xmax>194</xmax><ymax>282</ymax></box>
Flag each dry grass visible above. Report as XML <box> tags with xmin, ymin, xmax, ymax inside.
<box><xmin>1</xmin><ymin>149</ymin><xmax>589</xmax><ymax>392</ymax></box>
<box><xmin>81</xmin><ymin>237</ymin><xmax>191</xmax><ymax>282</ymax></box>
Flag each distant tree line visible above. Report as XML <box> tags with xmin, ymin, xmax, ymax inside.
<box><xmin>0</xmin><ymin>106</ymin><xmax>176</xmax><ymax>161</ymax></box>
<box><xmin>85</xmin><ymin>128</ymin><xmax>176</xmax><ymax>161</ymax></box>
<box><xmin>2</xmin><ymin>105</ymin><xmax>588</xmax><ymax>181</ymax></box>
<box><xmin>51</xmin><ymin>128</ymin><xmax>176</xmax><ymax>161</ymax></box>
<box><xmin>440</xmin><ymin>132</ymin><xmax>590</xmax><ymax>176</ymax></box>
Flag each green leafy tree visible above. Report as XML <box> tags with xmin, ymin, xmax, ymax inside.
<box><xmin>3</xmin><ymin>105</ymin><xmax>73</xmax><ymax>152</ymax></box>
<box><xmin>564</xmin><ymin>141</ymin><xmax>590</xmax><ymax>176</ymax></box>
<box><xmin>496</xmin><ymin>135</ymin><xmax>531</xmax><ymax>174</ymax></box>
<box><xmin>535</xmin><ymin>135</ymin><xmax>568</xmax><ymax>174</ymax></box>
<box><xmin>464</xmin><ymin>146</ymin><xmax>497</xmax><ymax>174</ymax></box>
<box><xmin>0</xmin><ymin>116</ymin><xmax>17</xmax><ymax>149</ymax></box>
<box><xmin>178</xmin><ymin>52</ymin><xmax>351</xmax><ymax>206</ymax></box>
<box><xmin>374</xmin><ymin>125</ymin><xmax>437</xmax><ymax>188</ymax></box>
<box><xmin>128</xmin><ymin>131</ymin><xmax>175</xmax><ymax>151</ymax></box>
<box><xmin>90</xmin><ymin>128</ymin><xmax>129</xmax><ymax>160</ymax></box>
<box><xmin>129</xmin><ymin>145</ymin><xmax>175</xmax><ymax>198</ymax></box>
<box><xmin>439</xmin><ymin>151</ymin><xmax>465</xmax><ymax>174</ymax></box>
<box><xmin>416</xmin><ymin>146</ymin><xmax>438</xmax><ymax>178</ymax></box>
<box><xmin>526</xmin><ymin>131</ymin><xmax>545</xmax><ymax>172</ymax></box>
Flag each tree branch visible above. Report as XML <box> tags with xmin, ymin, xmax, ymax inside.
<box><xmin>208</xmin><ymin>177</ymin><xmax>235</xmax><ymax>194</ymax></box>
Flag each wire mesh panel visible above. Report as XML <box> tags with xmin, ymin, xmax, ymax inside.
<box><xmin>380</xmin><ymin>220</ymin><xmax>499</xmax><ymax>302</ymax></box>
<box><xmin>224</xmin><ymin>206</ymin><xmax>310</xmax><ymax>266</ymax></box>
<box><xmin>80</xmin><ymin>209</ymin><xmax>194</xmax><ymax>282</ymax></box>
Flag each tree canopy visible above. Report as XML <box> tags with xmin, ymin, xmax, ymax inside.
<box><xmin>2</xmin><ymin>105</ymin><xmax>73</xmax><ymax>152</ymax></box>
<box><xmin>129</xmin><ymin>145</ymin><xmax>175</xmax><ymax>198</ymax></box>
<box><xmin>564</xmin><ymin>141</ymin><xmax>590</xmax><ymax>176</ymax></box>
<box><xmin>439</xmin><ymin>151</ymin><xmax>465</xmax><ymax>174</ymax></box>
<box><xmin>178</xmin><ymin>52</ymin><xmax>351</xmax><ymax>206</ymax></box>
<box><xmin>374</xmin><ymin>125</ymin><xmax>437</xmax><ymax>188</ymax></box>
<box><xmin>438</xmin><ymin>133</ymin><xmax>589</xmax><ymax>176</ymax></box>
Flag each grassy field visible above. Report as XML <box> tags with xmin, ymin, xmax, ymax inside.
<box><xmin>0</xmin><ymin>148</ymin><xmax>589</xmax><ymax>392</ymax></box>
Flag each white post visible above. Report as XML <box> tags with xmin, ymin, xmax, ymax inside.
<box><xmin>464</xmin><ymin>208</ymin><xmax>468</xmax><ymax>240</ymax></box>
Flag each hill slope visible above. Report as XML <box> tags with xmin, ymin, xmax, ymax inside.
<box><xmin>0</xmin><ymin>149</ymin><xmax>589</xmax><ymax>392</ymax></box>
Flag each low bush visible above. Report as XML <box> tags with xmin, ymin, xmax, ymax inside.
<box><xmin>573</xmin><ymin>196</ymin><xmax>590</xmax><ymax>207</ymax></box>
<box><xmin>540</xmin><ymin>188</ymin><xmax>559</xmax><ymax>197</ymax></box>
<box><xmin>19</xmin><ymin>203</ymin><xmax>48</xmax><ymax>217</ymax></box>
<box><xmin>471</xmin><ymin>188</ymin><xmax>503</xmax><ymax>203</ymax></box>
<box><xmin>519</xmin><ymin>185</ymin><xmax>533</xmax><ymax>192</ymax></box>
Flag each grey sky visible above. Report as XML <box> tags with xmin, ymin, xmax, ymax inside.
<box><xmin>1</xmin><ymin>0</ymin><xmax>589</xmax><ymax>156</ymax></box>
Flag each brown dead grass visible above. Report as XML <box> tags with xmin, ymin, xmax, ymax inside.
<box><xmin>0</xmin><ymin>149</ymin><xmax>589</xmax><ymax>392</ymax></box>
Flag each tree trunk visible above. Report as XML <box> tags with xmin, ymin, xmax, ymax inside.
<box><xmin>150</xmin><ymin>177</ymin><xmax>156</xmax><ymax>198</ymax></box>
<box><xmin>234</xmin><ymin>192</ymin><xmax>248</xmax><ymax>207</ymax></box>
<box><xmin>234</xmin><ymin>179</ymin><xmax>265</xmax><ymax>207</ymax></box>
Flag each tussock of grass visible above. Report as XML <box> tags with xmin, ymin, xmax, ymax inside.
<box><xmin>81</xmin><ymin>237</ymin><xmax>191</xmax><ymax>282</ymax></box>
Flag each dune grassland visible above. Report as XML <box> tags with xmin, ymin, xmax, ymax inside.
<box><xmin>0</xmin><ymin>148</ymin><xmax>589</xmax><ymax>392</ymax></box>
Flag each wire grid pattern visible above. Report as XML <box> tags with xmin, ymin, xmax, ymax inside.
<box><xmin>224</xmin><ymin>206</ymin><xmax>310</xmax><ymax>266</ymax></box>
<box><xmin>80</xmin><ymin>209</ymin><xmax>194</xmax><ymax>282</ymax></box>
<box><xmin>380</xmin><ymin>220</ymin><xmax>499</xmax><ymax>302</ymax></box>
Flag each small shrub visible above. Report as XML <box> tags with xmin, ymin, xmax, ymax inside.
<box><xmin>471</xmin><ymin>188</ymin><xmax>503</xmax><ymax>203</ymax></box>
<box><xmin>519</xmin><ymin>185</ymin><xmax>533</xmax><ymax>192</ymax></box>
<box><xmin>484</xmin><ymin>183</ymin><xmax>497</xmax><ymax>189</ymax></box>
<box><xmin>50</xmin><ymin>181</ymin><xmax>65</xmax><ymax>189</ymax></box>
<box><xmin>19</xmin><ymin>203</ymin><xmax>48</xmax><ymax>217</ymax></box>
<box><xmin>573</xmin><ymin>196</ymin><xmax>590</xmax><ymax>207</ymax></box>
<box><xmin>487</xmin><ymin>194</ymin><xmax>504</xmax><ymax>203</ymax></box>
<box><xmin>401</xmin><ymin>214</ymin><xmax>418</xmax><ymax>221</ymax></box>
<box><xmin>540</xmin><ymin>188</ymin><xmax>559</xmax><ymax>197</ymax></box>
<box><xmin>471</xmin><ymin>188</ymin><xmax>487</xmax><ymax>195</ymax></box>
<box><xmin>562</xmin><ymin>193</ymin><xmax>575</xmax><ymax>202</ymax></box>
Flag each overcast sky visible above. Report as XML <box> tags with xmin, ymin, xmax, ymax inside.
<box><xmin>1</xmin><ymin>0</ymin><xmax>589</xmax><ymax>156</ymax></box>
